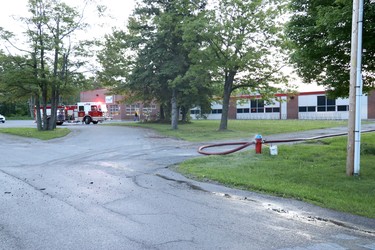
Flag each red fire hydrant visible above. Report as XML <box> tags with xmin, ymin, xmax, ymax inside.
<box><xmin>255</xmin><ymin>134</ymin><xmax>263</xmax><ymax>154</ymax></box>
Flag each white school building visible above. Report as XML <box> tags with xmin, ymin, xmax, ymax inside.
<box><xmin>190</xmin><ymin>90</ymin><xmax>375</xmax><ymax>120</ymax></box>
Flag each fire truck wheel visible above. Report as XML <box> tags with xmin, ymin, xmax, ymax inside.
<box><xmin>84</xmin><ymin>116</ymin><xmax>91</xmax><ymax>124</ymax></box>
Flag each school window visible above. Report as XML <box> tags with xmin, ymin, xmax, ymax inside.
<box><xmin>109</xmin><ymin>105</ymin><xmax>119</xmax><ymax>113</ymax></box>
<box><xmin>237</xmin><ymin>108</ymin><xmax>250</xmax><ymax>113</ymax></box>
<box><xmin>211</xmin><ymin>109</ymin><xmax>222</xmax><ymax>114</ymax></box>
<box><xmin>108</xmin><ymin>105</ymin><xmax>119</xmax><ymax>116</ymax></box>
<box><xmin>251</xmin><ymin>99</ymin><xmax>264</xmax><ymax>113</ymax></box>
<box><xmin>125</xmin><ymin>103</ymin><xmax>140</xmax><ymax>115</ymax></box>
<box><xmin>317</xmin><ymin>96</ymin><xmax>336</xmax><ymax>112</ymax></box>
<box><xmin>337</xmin><ymin>105</ymin><xmax>349</xmax><ymax>111</ymax></box>
<box><xmin>265</xmin><ymin>107</ymin><xmax>280</xmax><ymax>113</ymax></box>
<box><xmin>308</xmin><ymin>106</ymin><xmax>316</xmax><ymax>112</ymax></box>
<box><xmin>143</xmin><ymin>105</ymin><xmax>156</xmax><ymax>110</ymax></box>
<box><xmin>299</xmin><ymin>106</ymin><xmax>316</xmax><ymax>112</ymax></box>
<box><xmin>143</xmin><ymin>106</ymin><xmax>153</xmax><ymax>113</ymax></box>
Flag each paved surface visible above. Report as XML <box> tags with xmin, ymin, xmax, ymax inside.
<box><xmin>0</xmin><ymin>120</ymin><xmax>374</xmax><ymax>250</ymax></box>
<box><xmin>264</xmin><ymin>122</ymin><xmax>375</xmax><ymax>143</ymax></box>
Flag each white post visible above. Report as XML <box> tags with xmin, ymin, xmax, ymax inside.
<box><xmin>354</xmin><ymin>0</ymin><xmax>364</xmax><ymax>175</ymax></box>
<box><xmin>347</xmin><ymin>0</ymin><xmax>359</xmax><ymax>176</ymax></box>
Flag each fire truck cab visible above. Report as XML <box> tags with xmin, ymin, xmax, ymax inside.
<box><xmin>77</xmin><ymin>102</ymin><xmax>107</xmax><ymax>124</ymax></box>
<box><xmin>56</xmin><ymin>107</ymin><xmax>66</xmax><ymax>125</ymax></box>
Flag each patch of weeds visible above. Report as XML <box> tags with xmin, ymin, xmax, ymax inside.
<box><xmin>361</xmin><ymin>143</ymin><xmax>375</xmax><ymax>155</ymax></box>
<box><xmin>303</xmin><ymin>140</ymin><xmax>331</xmax><ymax>145</ymax></box>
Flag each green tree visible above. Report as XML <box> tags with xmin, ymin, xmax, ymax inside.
<box><xmin>286</xmin><ymin>0</ymin><xmax>375</xmax><ymax>97</ymax></box>
<box><xmin>0</xmin><ymin>0</ymin><xmax>95</xmax><ymax>130</ymax></box>
<box><xmin>185</xmin><ymin>0</ymin><xmax>289</xmax><ymax>130</ymax></box>
<box><xmin>27</xmin><ymin>0</ymin><xmax>91</xmax><ymax>130</ymax></box>
<box><xmin>98</xmin><ymin>0</ymin><xmax>212</xmax><ymax>129</ymax></box>
<box><xmin>0</xmin><ymin>52</ymin><xmax>38</xmax><ymax>117</ymax></box>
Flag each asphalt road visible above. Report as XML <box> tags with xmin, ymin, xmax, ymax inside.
<box><xmin>0</xmin><ymin>120</ymin><xmax>374</xmax><ymax>250</ymax></box>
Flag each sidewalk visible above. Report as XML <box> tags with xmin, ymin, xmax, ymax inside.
<box><xmin>263</xmin><ymin>121</ymin><xmax>375</xmax><ymax>144</ymax></box>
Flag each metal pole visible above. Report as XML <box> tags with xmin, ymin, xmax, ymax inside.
<box><xmin>354</xmin><ymin>0</ymin><xmax>364</xmax><ymax>175</ymax></box>
<box><xmin>346</xmin><ymin>0</ymin><xmax>359</xmax><ymax>176</ymax></box>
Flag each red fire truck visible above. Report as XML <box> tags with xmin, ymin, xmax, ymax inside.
<box><xmin>35</xmin><ymin>102</ymin><xmax>107</xmax><ymax>125</ymax></box>
<box><xmin>75</xmin><ymin>102</ymin><xmax>107</xmax><ymax>124</ymax></box>
<box><xmin>34</xmin><ymin>105</ymin><xmax>66</xmax><ymax>125</ymax></box>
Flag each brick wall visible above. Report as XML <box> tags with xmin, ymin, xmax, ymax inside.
<box><xmin>368</xmin><ymin>90</ymin><xmax>375</xmax><ymax>119</ymax></box>
<box><xmin>80</xmin><ymin>88</ymin><xmax>108</xmax><ymax>103</ymax></box>
<box><xmin>228</xmin><ymin>98</ymin><xmax>237</xmax><ymax>119</ymax></box>
<box><xmin>287</xmin><ymin>95</ymin><xmax>299</xmax><ymax>119</ymax></box>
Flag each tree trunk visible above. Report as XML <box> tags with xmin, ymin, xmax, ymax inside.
<box><xmin>35</xmin><ymin>95</ymin><xmax>42</xmax><ymax>131</ymax></box>
<box><xmin>49</xmin><ymin>86</ymin><xmax>57</xmax><ymax>130</ymax></box>
<box><xmin>39</xmin><ymin>32</ymin><xmax>49</xmax><ymax>131</ymax></box>
<box><xmin>49</xmin><ymin>21</ymin><xmax>61</xmax><ymax>131</ymax></box>
<box><xmin>41</xmin><ymin>80</ymin><xmax>49</xmax><ymax>130</ymax></box>
<box><xmin>171</xmin><ymin>88</ymin><xmax>178</xmax><ymax>130</ymax></box>
<box><xmin>28</xmin><ymin>96</ymin><xmax>35</xmax><ymax>119</ymax></box>
<box><xmin>181</xmin><ymin>106</ymin><xmax>188</xmax><ymax>122</ymax></box>
<box><xmin>159</xmin><ymin>104</ymin><xmax>165</xmax><ymax>121</ymax></box>
<box><xmin>219</xmin><ymin>70</ymin><xmax>236</xmax><ymax>130</ymax></box>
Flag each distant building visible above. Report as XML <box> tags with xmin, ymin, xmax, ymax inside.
<box><xmin>81</xmin><ymin>88</ymin><xmax>375</xmax><ymax>121</ymax></box>
<box><xmin>190</xmin><ymin>90</ymin><xmax>375</xmax><ymax>120</ymax></box>
<box><xmin>80</xmin><ymin>88</ymin><xmax>159</xmax><ymax>121</ymax></box>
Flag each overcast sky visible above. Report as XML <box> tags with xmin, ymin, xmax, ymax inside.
<box><xmin>0</xmin><ymin>0</ymin><xmax>136</xmax><ymax>40</ymax></box>
<box><xmin>0</xmin><ymin>0</ymin><xmax>322</xmax><ymax>91</ymax></box>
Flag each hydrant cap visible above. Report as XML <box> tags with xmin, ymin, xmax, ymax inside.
<box><xmin>255</xmin><ymin>134</ymin><xmax>262</xmax><ymax>139</ymax></box>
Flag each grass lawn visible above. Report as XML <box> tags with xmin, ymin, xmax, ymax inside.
<box><xmin>0</xmin><ymin>127</ymin><xmax>71</xmax><ymax>140</ymax></box>
<box><xmin>177</xmin><ymin>134</ymin><xmax>375</xmax><ymax>218</ymax></box>
<box><xmin>112</xmin><ymin>119</ymin><xmax>348</xmax><ymax>141</ymax></box>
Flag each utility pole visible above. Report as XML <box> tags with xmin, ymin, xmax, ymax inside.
<box><xmin>347</xmin><ymin>0</ymin><xmax>365</xmax><ymax>176</ymax></box>
<box><xmin>354</xmin><ymin>0</ymin><xmax>364</xmax><ymax>176</ymax></box>
<box><xmin>346</xmin><ymin>0</ymin><xmax>359</xmax><ymax>176</ymax></box>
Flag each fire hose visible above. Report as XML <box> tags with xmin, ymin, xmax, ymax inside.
<box><xmin>198</xmin><ymin>129</ymin><xmax>375</xmax><ymax>156</ymax></box>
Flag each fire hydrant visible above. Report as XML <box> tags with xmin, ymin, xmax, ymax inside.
<box><xmin>255</xmin><ymin>134</ymin><xmax>263</xmax><ymax>154</ymax></box>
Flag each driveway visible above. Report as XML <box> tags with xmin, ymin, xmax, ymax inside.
<box><xmin>0</xmin><ymin>120</ymin><xmax>374</xmax><ymax>250</ymax></box>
